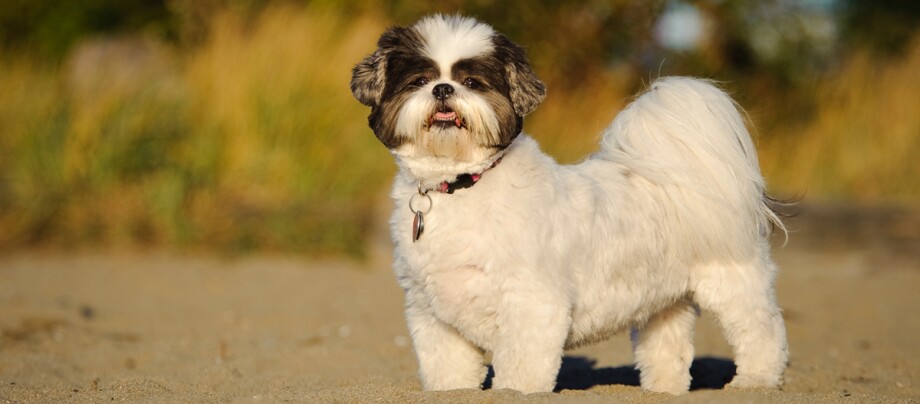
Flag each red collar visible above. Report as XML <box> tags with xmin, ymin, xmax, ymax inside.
<box><xmin>436</xmin><ymin>157</ymin><xmax>502</xmax><ymax>194</ymax></box>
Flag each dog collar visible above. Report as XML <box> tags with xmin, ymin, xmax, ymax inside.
<box><xmin>436</xmin><ymin>157</ymin><xmax>502</xmax><ymax>194</ymax></box>
<box><xmin>408</xmin><ymin>156</ymin><xmax>502</xmax><ymax>242</ymax></box>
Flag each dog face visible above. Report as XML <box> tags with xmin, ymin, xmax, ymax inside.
<box><xmin>351</xmin><ymin>15</ymin><xmax>545</xmax><ymax>164</ymax></box>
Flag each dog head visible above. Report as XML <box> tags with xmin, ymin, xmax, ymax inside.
<box><xmin>351</xmin><ymin>15</ymin><xmax>545</xmax><ymax>181</ymax></box>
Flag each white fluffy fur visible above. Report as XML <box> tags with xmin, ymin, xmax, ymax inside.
<box><xmin>383</xmin><ymin>16</ymin><xmax>787</xmax><ymax>396</ymax></box>
<box><xmin>415</xmin><ymin>15</ymin><xmax>496</xmax><ymax>77</ymax></box>
<box><xmin>389</xmin><ymin>78</ymin><xmax>788</xmax><ymax>394</ymax></box>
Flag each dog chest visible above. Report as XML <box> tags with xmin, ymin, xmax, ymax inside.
<box><xmin>422</xmin><ymin>263</ymin><xmax>500</xmax><ymax>345</ymax></box>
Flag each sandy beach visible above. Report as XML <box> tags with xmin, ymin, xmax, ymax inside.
<box><xmin>1</xmin><ymin>205</ymin><xmax>918</xmax><ymax>403</ymax></box>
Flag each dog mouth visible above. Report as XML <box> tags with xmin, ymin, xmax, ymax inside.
<box><xmin>427</xmin><ymin>106</ymin><xmax>466</xmax><ymax>130</ymax></box>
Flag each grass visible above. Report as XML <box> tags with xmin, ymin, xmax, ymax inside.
<box><xmin>0</xmin><ymin>5</ymin><xmax>917</xmax><ymax>256</ymax></box>
<box><xmin>758</xmin><ymin>38</ymin><xmax>920</xmax><ymax>202</ymax></box>
<box><xmin>0</xmin><ymin>5</ymin><xmax>392</xmax><ymax>256</ymax></box>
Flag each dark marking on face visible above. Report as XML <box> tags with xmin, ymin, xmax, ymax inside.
<box><xmin>351</xmin><ymin>26</ymin><xmax>431</xmax><ymax>148</ymax></box>
<box><xmin>450</xmin><ymin>56</ymin><xmax>521</xmax><ymax>147</ymax></box>
<box><xmin>383</xmin><ymin>55</ymin><xmax>438</xmax><ymax>102</ymax></box>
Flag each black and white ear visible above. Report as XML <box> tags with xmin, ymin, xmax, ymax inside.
<box><xmin>351</xmin><ymin>47</ymin><xmax>388</xmax><ymax>107</ymax></box>
<box><xmin>351</xmin><ymin>26</ymin><xmax>420</xmax><ymax>107</ymax></box>
<box><xmin>507</xmin><ymin>62</ymin><xmax>546</xmax><ymax>116</ymax></box>
<box><xmin>494</xmin><ymin>35</ymin><xmax>546</xmax><ymax>116</ymax></box>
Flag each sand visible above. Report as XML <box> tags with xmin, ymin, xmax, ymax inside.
<box><xmin>1</xmin><ymin>205</ymin><xmax>918</xmax><ymax>403</ymax></box>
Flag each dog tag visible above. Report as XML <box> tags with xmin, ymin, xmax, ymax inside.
<box><xmin>409</xmin><ymin>184</ymin><xmax>432</xmax><ymax>243</ymax></box>
<box><xmin>412</xmin><ymin>211</ymin><xmax>424</xmax><ymax>242</ymax></box>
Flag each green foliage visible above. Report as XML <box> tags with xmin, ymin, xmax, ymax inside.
<box><xmin>839</xmin><ymin>0</ymin><xmax>920</xmax><ymax>55</ymax></box>
<box><xmin>0</xmin><ymin>0</ymin><xmax>175</xmax><ymax>58</ymax></box>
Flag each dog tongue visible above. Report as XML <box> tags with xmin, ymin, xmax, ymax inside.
<box><xmin>434</xmin><ymin>111</ymin><xmax>456</xmax><ymax>120</ymax></box>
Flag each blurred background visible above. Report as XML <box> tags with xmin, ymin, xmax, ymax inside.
<box><xmin>0</xmin><ymin>0</ymin><xmax>917</xmax><ymax>257</ymax></box>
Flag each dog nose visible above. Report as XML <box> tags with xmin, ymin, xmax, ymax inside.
<box><xmin>432</xmin><ymin>83</ymin><xmax>454</xmax><ymax>100</ymax></box>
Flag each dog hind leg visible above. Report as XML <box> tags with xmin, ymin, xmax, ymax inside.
<box><xmin>691</xmin><ymin>259</ymin><xmax>788</xmax><ymax>389</ymax></box>
<box><xmin>631</xmin><ymin>301</ymin><xmax>697</xmax><ymax>395</ymax></box>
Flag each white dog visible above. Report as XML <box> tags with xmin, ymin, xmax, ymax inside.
<box><xmin>351</xmin><ymin>15</ymin><xmax>788</xmax><ymax>395</ymax></box>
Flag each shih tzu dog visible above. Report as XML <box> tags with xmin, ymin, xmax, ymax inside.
<box><xmin>351</xmin><ymin>15</ymin><xmax>788</xmax><ymax>395</ymax></box>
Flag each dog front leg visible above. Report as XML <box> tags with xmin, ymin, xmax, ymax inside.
<box><xmin>405</xmin><ymin>305</ymin><xmax>487</xmax><ymax>390</ymax></box>
<box><xmin>490</xmin><ymin>291</ymin><xmax>571</xmax><ymax>393</ymax></box>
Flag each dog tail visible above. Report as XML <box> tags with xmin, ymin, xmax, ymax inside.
<box><xmin>598</xmin><ymin>77</ymin><xmax>786</xmax><ymax>245</ymax></box>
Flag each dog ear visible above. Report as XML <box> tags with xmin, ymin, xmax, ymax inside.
<box><xmin>351</xmin><ymin>47</ymin><xmax>388</xmax><ymax>107</ymax></box>
<box><xmin>352</xmin><ymin>26</ymin><xmax>422</xmax><ymax>107</ymax></box>
<box><xmin>494</xmin><ymin>35</ymin><xmax>546</xmax><ymax>116</ymax></box>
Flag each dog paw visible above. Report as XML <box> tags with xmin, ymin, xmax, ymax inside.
<box><xmin>638</xmin><ymin>367</ymin><xmax>691</xmax><ymax>395</ymax></box>
<box><xmin>726</xmin><ymin>374</ymin><xmax>782</xmax><ymax>390</ymax></box>
<box><xmin>641</xmin><ymin>377</ymin><xmax>690</xmax><ymax>396</ymax></box>
<box><xmin>491</xmin><ymin>376</ymin><xmax>555</xmax><ymax>394</ymax></box>
<box><xmin>643</xmin><ymin>384</ymin><xmax>689</xmax><ymax>396</ymax></box>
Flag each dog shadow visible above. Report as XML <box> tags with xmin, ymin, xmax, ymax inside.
<box><xmin>483</xmin><ymin>356</ymin><xmax>736</xmax><ymax>391</ymax></box>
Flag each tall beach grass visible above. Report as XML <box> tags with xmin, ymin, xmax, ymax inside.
<box><xmin>0</xmin><ymin>5</ymin><xmax>392</xmax><ymax>255</ymax></box>
<box><xmin>0</xmin><ymin>5</ymin><xmax>917</xmax><ymax>255</ymax></box>
<box><xmin>758</xmin><ymin>38</ymin><xmax>920</xmax><ymax>202</ymax></box>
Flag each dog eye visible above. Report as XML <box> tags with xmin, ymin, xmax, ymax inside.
<box><xmin>412</xmin><ymin>77</ymin><xmax>430</xmax><ymax>87</ymax></box>
<box><xmin>462</xmin><ymin>78</ymin><xmax>481</xmax><ymax>89</ymax></box>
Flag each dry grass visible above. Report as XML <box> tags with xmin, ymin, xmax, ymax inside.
<box><xmin>758</xmin><ymin>38</ymin><xmax>920</xmax><ymax>202</ymax></box>
<box><xmin>0</xmin><ymin>5</ymin><xmax>391</xmax><ymax>255</ymax></box>
<box><xmin>0</xmin><ymin>5</ymin><xmax>916</xmax><ymax>255</ymax></box>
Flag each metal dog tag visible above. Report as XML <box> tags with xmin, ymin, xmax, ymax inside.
<box><xmin>409</xmin><ymin>186</ymin><xmax>432</xmax><ymax>243</ymax></box>
<box><xmin>412</xmin><ymin>211</ymin><xmax>424</xmax><ymax>242</ymax></box>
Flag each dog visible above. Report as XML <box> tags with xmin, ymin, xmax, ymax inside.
<box><xmin>350</xmin><ymin>14</ymin><xmax>788</xmax><ymax>395</ymax></box>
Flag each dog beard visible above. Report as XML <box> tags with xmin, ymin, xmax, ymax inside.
<box><xmin>393</xmin><ymin>90</ymin><xmax>502</xmax><ymax>163</ymax></box>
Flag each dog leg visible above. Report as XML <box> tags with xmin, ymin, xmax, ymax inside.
<box><xmin>406</xmin><ymin>307</ymin><xmax>487</xmax><ymax>390</ymax></box>
<box><xmin>631</xmin><ymin>301</ymin><xmax>697</xmax><ymax>395</ymax></box>
<box><xmin>691</xmin><ymin>260</ymin><xmax>788</xmax><ymax>389</ymax></box>
<box><xmin>490</xmin><ymin>292</ymin><xmax>571</xmax><ymax>393</ymax></box>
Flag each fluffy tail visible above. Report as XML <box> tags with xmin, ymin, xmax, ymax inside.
<box><xmin>599</xmin><ymin>77</ymin><xmax>785</xmax><ymax>246</ymax></box>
